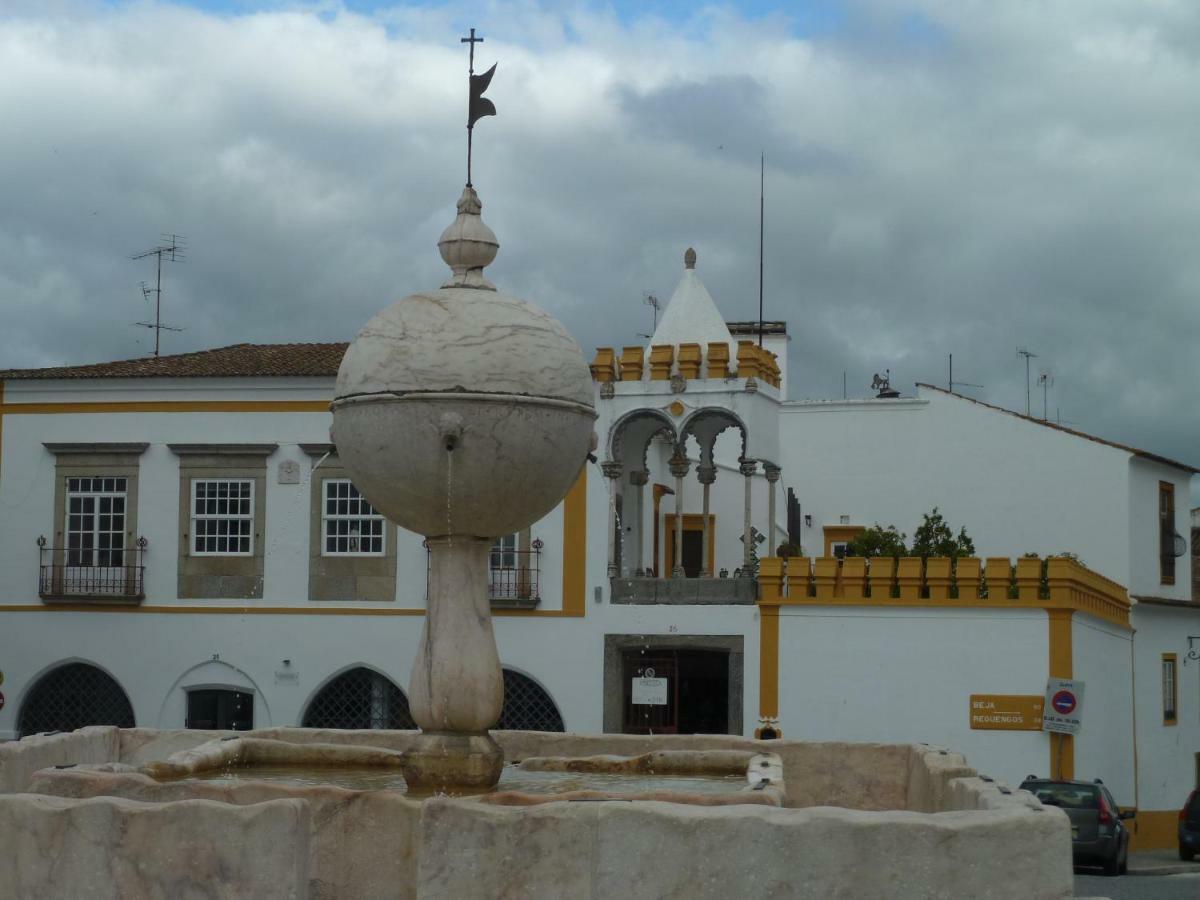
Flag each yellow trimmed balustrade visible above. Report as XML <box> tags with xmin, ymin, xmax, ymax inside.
<box><xmin>758</xmin><ymin>555</ymin><xmax>1130</xmax><ymax>629</ymax></box>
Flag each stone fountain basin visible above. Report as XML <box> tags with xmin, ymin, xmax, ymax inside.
<box><xmin>330</xmin><ymin>393</ymin><xmax>594</xmax><ymax>538</ymax></box>
<box><xmin>4</xmin><ymin>728</ymin><xmax>1073</xmax><ymax>900</ymax></box>
<box><xmin>139</xmin><ymin>735</ymin><xmax>784</xmax><ymax>806</ymax></box>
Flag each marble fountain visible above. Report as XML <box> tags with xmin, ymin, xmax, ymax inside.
<box><xmin>0</xmin><ymin>187</ymin><xmax>1074</xmax><ymax>899</ymax></box>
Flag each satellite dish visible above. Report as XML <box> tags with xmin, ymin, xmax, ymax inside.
<box><xmin>1173</xmin><ymin>532</ymin><xmax>1187</xmax><ymax>559</ymax></box>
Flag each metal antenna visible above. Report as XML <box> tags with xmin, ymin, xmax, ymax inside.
<box><xmin>131</xmin><ymin>234</ymin><xmax>186</xmax><ymax>357</ymax></box>
<box><xmin>1016</xmin><ymin>348</ymin><xmax>1037</xmax><ymax>416</ymax></box>
<box><xmin>1037</xmin><ymin>370</ymin><xmax>1055</xmax><ymax>421</ymax></box>
<box><xmin>948</xmin><ymin>354</ymin><xmax>983</xmax><ymax>393</ymax></box>
<box><xmin>636</xmin><ymin>293</ymin><xmax>661</xmax><ymax>339</ymax></box>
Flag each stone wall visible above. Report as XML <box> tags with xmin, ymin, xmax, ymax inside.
<box><xmin>29</xmin><ymin>767</ymin><xmax>421</xmax><ymax>900</ymax></box>
<box><xmin>0</xmin><ymin>726</ymin><xmax>119</xmax><ymax>793</ymax></box>
<box><xmin>417</xmin><ymin>795</ymin><xmax>1070</xmax><ymax>900</ymax></box>
<box><xmin>0</xmin><ymin>793</ymin><xmax>309</xmax><ymax>900</ymax></box>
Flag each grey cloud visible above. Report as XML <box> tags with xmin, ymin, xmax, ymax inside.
<box><xmin>0</xmin><ymin>0</ymin><xmax>1196</xmax><ymax>502</ymax></box>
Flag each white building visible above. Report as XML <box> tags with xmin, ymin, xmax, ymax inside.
<box><xmin>0</xmin><ymin>249</ymin><xmax>1195</xmax><ymax>849</ymax></box>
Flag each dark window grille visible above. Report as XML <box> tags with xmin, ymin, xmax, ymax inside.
<box><xmin>497</xmin><ymin>669</ymin><xmax>565</xmax><ymax>732</ymax></box>
<box><xmin>17</xmin><ymin>662</ymin><xmax>135</xmax><ymax>737</ymax></box>
<box><xmin>38</xmin><ymin>538</ymin><xmax>146</xmax><ymax>601</ymax></box>
<box><xmin>301</xmin><ymin>667</ymin><xmax>416</xmax><ymax>730</ymax></box>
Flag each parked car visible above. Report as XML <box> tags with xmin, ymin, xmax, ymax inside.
<box><xmin>1180</xmin><ymin>788</ymin><xmax>1200</xmax><ymax>861</ymax></box>
<box><xmin>1020</xmin><ymin>777</ymin><xmax>1133</xmax><ymax>876</ymax></box>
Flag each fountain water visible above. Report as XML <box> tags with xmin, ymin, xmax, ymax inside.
<box><xmin>329</xmin><ymin>184</ymin><xmax>596</xmax><ymax>791</ymax></box>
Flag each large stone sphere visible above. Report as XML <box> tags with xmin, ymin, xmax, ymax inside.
<box><xmin>330</xmin><ymin>286</ymin><xmax>596</xmax><ymax>538</ymax></box>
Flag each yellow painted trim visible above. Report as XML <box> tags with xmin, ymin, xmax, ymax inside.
<box><xmin>1047</xmin><ymin>608</ymin><xmax>1074</xmax><ymax>780</ymax></box>
<box><xmin>663</xmin><ymin>513</ymin><xmax>716</xmax><ymax>576</ymax></box>
<box><xmin>1163</xmin><ymin>653</ymin><xmax>1179</xmax><ymax>726</ymax></box>
<box><xmin>758</xmin><ymin>603</ymin><xmax>780</xmax><ymax>721</ymax></box>
<box><xmin>822</xmin><ymin>524</ymin><xmax>865</xmax><ymax>556</ymax></box>
<box><xmin>0</xmin><ymin>603</ymin><xmax>424</xmax><ymax>615</ymax></box>
<box><xmin>1130</xmin><ymin>809</ymin><xmax>1181</xmax><ymax>851</ymax></box>
<box><xmin>0</xmin><ymin>400</ymin><xmax>330</xmax><ymax>415</ymax></box>
<box><xmin>559</xmin><ymin>466</ymin><xmax>587</xmax><ymax>617</ymax></box>
<box><xmin>0</xmin><ymin>603</ymin><xmax>590</xmax><ymax>618</ymax></box>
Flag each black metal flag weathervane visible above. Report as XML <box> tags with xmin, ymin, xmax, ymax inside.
<box><xmin>461</xmin><ymin>27</ymin><xmax>497</xmax><ymax>187</ymax></box>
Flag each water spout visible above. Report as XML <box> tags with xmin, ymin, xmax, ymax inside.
<box><xmin>439</xmin><ymin>412</ymin><xmax>464</xmax><ymax>453</ymax></box>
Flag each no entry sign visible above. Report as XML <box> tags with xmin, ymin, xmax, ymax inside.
<box><xmin>1042</xmin><ymin>678</ymin><xmax>1085</xmax><ymax>734</ymax></box>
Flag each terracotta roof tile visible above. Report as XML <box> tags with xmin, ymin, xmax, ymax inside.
<box><xmin>917</xmin><ymin>383</ymin><xmax>1199</xmax><ymax>475</ymax></box>
<box><xmin>0</xmin><ymin>343</ymin><xmax>348</xmax><ymax>380</ymax></box>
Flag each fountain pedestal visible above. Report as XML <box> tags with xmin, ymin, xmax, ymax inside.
<box><xmin>403</xmin><ymin>537</ymin><xmax>504</xmax><ymax>791</ymax></box>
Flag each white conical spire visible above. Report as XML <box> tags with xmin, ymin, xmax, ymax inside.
<box><xmin>646</xmin><ymin>247</ymin><xmax>735</xmax><ymax>361</ymax></box>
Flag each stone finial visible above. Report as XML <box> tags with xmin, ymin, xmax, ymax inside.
<box><xmin>438</xmin><ymin>185</ymin><xmax>499</xmax><ymax>291</ymax></box>
<box><xmin>684</xmin><ymin>247</ymin><xmax>697</xmax><ymax>270</ymax></box>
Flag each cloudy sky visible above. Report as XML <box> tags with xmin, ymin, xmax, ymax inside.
<box><xmin>2</xmin><ymin>0</ymin><xmax>1197</xmax><ymax>493</ymax></box>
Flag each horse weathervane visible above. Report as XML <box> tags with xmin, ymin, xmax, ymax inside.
<box><xmin>461</xmin><ymin>27</ymin><xmax>498</xmax><ymax>187</ymax></box>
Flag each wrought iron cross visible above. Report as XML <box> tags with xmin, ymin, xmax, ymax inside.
<box><xmin>461</xmin><ymin>27</ymin><xmax>497</xmax><ymax>187</ymax></box>
<box><xmin>461</xmin><ymin>27</ymin><xmax>483</xmax><ymax>75</ymax></box>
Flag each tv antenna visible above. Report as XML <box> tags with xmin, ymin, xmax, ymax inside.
<box><xmin>1037</xmin><ymin>371</ymin><xmax>1055</xmax><ymax>421</ymax></box>
<box><xmin>131</xmin><ymin>233</ymin><xmax>186</xmax><ymax>357</ymax></box>
<box><xmin>1016</xmin><ymin>348</ymin><xmax>1037</xmax><ymax>415</ymax></box>
<box><xmin>637</xmin><ymin>293</ymin><xmax>660</xmax><ymax>340</ymax></box>
<box><xmin>948</xmin><ymin>354</ymin><xmax>983</xmax><ymax>393</ymax></box>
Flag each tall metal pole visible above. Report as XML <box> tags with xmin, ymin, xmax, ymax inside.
<box><xmin>758</xmin><ymin>151</ymin><xmax>764</xmax><ymax>348</ymax></box>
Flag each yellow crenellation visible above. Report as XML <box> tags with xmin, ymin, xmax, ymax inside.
<box><xmin>618</xmin><ymin>346</ymin><xmax>645</xmax><ymax>382</ymax></box>
<box><xmin>648</xmin><ymin>345</ymin><xmax>674</xmax><ymax>381</ymax></box>
<box><xmin>756</xmin><ymin>555</ymin><xmax>1131</xmax><ymax>629</ymax></box>
<box><xmin>706</xmin><ymin>342</ymin><xmax>730</xmax><ymax>379</ymax></box>
<box><xmin>590</xmin><ymin>348</ymin><xmax>616</xmax><ymax>382</ymax></box>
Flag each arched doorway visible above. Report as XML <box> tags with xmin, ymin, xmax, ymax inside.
<box><xmin>18</xmin><ymin>661</ymin><xmax>135</xmax><ymax>737</ymax></box>
<box><xmin>301</xmin><ymin>666</ymin><xmax>416</xmax><ymax>730</ymax></box>
<box><xmin>496</xmin><ymin>669</ymin><xmax>565</xmax><ymax>732</ymax></box>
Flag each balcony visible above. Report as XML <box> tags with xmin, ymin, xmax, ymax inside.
<box><xmin>489</xmin><ymin>545</ymin><xmax>541</xmax><ymax>610</ymax></box>
<box><xmin>37</xmin><ymin>537</ymin><xmax>146</xmax><ymax>605</ymax></box>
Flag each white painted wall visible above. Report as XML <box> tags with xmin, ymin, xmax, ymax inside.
<box><xmin>776</xmin><ymin>606</ymin><xmax>1049</xmax><ymax>789</ymax></box>
<box><xmin>781</xmin><ymin>389</ymin><xmax>1134</xmax><ymax>585</ymax></box>
<box><xmin>1071</xmin><ymin>614</ymin><xmax>1135</xmax><ymax>805</ymax></box>
<box><xmin>1131</xmin><ymin>603</ymin><xmax>1200</xmax><ymax>813</ymax></box>
<box><xmin>1129</xmin><ymin>458</ymin><xmax>1192</xmax><ymax>601</ymax></box>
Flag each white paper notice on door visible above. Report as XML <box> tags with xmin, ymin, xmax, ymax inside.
<box><xmin>632</xmin><ymin>677</ymin><xmax>668</xmax><ymax>706</ymax></box>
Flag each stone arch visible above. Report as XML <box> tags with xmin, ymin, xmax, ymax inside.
<box><xmin>496</xmin><ymin>667</ymin><xmax>565</xmax><ymax>732</ymax></box>
<box><xmin>679</xmin><ymin>407</ymin><xmax>749</xmax><ymax>465</ymax></box>
<box><xmin>607</xmin><ymin>408</ymin><xmax>679</xmax><ymax>472</ymax></box>
<box><xmin>17</xmin><ymin>660</ymin><xmax>135</xmax><ymax>737</ymax></box>
<box><xmin>155</xmin><ymin>658</ymin><xmax>272</xmax><ymax>729</ymax></box>
<box><xmin>300</xmin><ymin>664</ymin><xmax>416</xmax><ymax>730</ymax></box>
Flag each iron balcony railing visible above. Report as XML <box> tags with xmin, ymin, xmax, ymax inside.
<box><xmin>488</xmin><ymin>546</ymin><xmax>542</xmax><ymax>603</ymax></box>
<box><xmin>37</xmin><ymin>536</ymin><xmax>147</xmax><ymax>603</ymax></box>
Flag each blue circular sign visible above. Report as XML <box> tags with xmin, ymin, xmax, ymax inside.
<box><xmin>1051</xmin><ymin>690</ymin><xmax>1076</xmax><ymax>715</ymax></box>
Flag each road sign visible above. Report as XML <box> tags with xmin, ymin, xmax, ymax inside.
<box><xmin>632</xmin><ymin>677</ymin><xmax>668</xmax><ymax>706</ymax></box>
<box><xmin>969</xmin><ymin>694</ymin><xmax>1044</xmax><ymax>731</ymax></box>
<box><xmin>1042</xmin><ymin>678</ymin><xmax>1085</xmax><ymax>734</ymax></box>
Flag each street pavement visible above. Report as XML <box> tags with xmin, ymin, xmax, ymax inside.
<box><xmin>1075</xmin><ymin>871</ymin><xmax>1200</xmax><ymax>898</ymax></box>
<box><xmin>1075</xmin><ymin>852</ymin><xmax>1200</xmax><ymax>898</ymax></box>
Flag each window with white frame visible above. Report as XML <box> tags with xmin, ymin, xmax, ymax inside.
<box><xmin>490</xmin><ymin>533</ymin><xmax>518</xmax><ymax>570</ymax></box>
<box><xmin>191</xmin><ymin>479</ymin><xmax>254</xmax><ymax>555</ymax></box>
<box><xmin>322</xmin><ymin>479</ymin><xmax>384</xmax><ymax>556</ymax></box>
